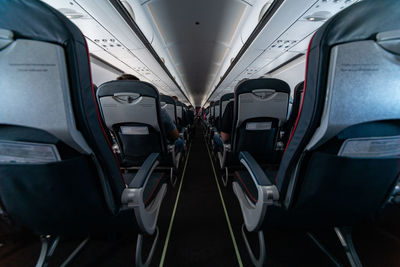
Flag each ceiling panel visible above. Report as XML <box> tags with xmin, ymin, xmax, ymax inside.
<box><xmin>41</xmin><ymin>0</ymin><xmax>190</xmax><ymax>103</ymax></box>
<box><xmin>143</xmin><ymin>0</ymin><xmax>248</xmax><ymax>105</ymax></box>
<box><xmin>207</xmin><ymin>0</ymin><xmax>359</xmax><ymax>104</ymax></box>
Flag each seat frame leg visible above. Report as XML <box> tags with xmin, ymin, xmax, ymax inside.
<box><xmin>241</xmin><ymin>224</ymin><xmax>266</xmax><ymax>267</ymax></box>
<box><xmin>35</xmin><ymin>235</ymin><xmax>60</xmax><ymax>267</ymax></box>
<box><xmin>35</xmin><ymin>235</ymin><xmax>89</xmax><ymax>267</ymax></box>
<box><xmin>135</xmin><ymin>227</ymin><xmax>159</xmax><ymax>267</ymax></box>
<box><xmin>60</xmin><ymin>237</ymin><xmax>89</xmax><ymax>267</ymax></box>
<box><xmin>170</xmin><ymin>167</ymin><xmax>177</xmax><ymax>187</ymax></box>
<box><xmin>334</xmin><ymin>227</ymin><xmax>362</xmax><ymax>267</ymax></box>
<box><xmin>221</xmin><ymin>167</ymin><xmax>229</xmax><ymax>187</ymax></box>
<box><xmin>307</xmin><ymin>232</ymin><xmax>342</xmax><ymax>267</ymax></box>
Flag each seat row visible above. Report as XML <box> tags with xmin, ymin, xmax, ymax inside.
<box><xmin>202</xmin><ymin>1</ymin><xmax>400</xmax><ymax>266</ymax></box>
<box><xmin>97</xmin><ymin>80</ymin><xmax>193</xmax><ymax>185</ymax></box>
<box><xmin>0</xmin><ymin>1</ymin><xmax>193</xmax><ymax>266</ymax></box>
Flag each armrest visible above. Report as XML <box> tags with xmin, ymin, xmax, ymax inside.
<box><xmin>233</xmin><ymin>151</ymin><xmax>280</xmax><ymax>232</ymax></box>
<box><xmin>219</xmin><ymin>143</ymin><xmax>231</xmax><ymax>168</ymax></box>
<box><xmin>128</xmin><ymin>153</ymin><xmax>160</xmax><ymax>188</ymax></box>
<box><xmin>239</xmin><ymin>151</ymin><xmax>272</xmax><ymax>186</ymax></box>
<box><xmin>121</xmin><ymin>152</ymin><xmax>167</xmax><ymax>235</ymax></box>
<box><xmin>239</xmin><ymin>151</ymin><xmax>279</xmax><ymax>203</ymax></box>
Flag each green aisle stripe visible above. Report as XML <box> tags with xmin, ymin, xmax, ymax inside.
<box><xmin>204</xmin><ymin>138</ymin><xmax>244</xmax><ymax>267</ymax></box>
<box><xmin>159</xmin><ymin>143</ymin><xmax>192</xmax><ymax>267</ymax></box>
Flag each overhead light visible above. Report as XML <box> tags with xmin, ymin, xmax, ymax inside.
<box><xmin>304</xmin><ymin>11</ymin><xmax>332</xmax><ymax>22</ymax></box>
<box><xmin>58</xmin><ymin>8</ymin><xmax>84</xmax><ymax>19</ymax></box>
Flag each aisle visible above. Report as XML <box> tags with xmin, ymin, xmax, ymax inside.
<box><xmin>159</xmin><ymin>125</ymin><xmax>242</xmax><ymax>267</ymax></box>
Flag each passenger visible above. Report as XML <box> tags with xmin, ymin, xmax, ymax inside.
<box><xmin>172</xmin><ymin>95</ymin><xmax>186</xmax><ymax>128</ymax></box>
<box><xmin>213</xmin><ymin>100</ymin><xmax>233</xmax><ymax>151</ymax></box>
<box><xmin>116</xmin><ymin>74</ymin><xmax>184</xmax><ymax>152</ymax></box>
<box><xmin>187</xmin><ymin>105</ymin><xmax>195</xmax><ymax>137</ymax></box>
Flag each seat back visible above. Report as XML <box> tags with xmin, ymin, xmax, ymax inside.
<box><xmin>232</xmin><ymin>78</ymin><xmax>290</xmax><ymax>161</ymax></box>
<box><xmin>97</xmin><ymin>80</ymin><xmax>167</xmax><ymax>166</ymax></box>
<box><xmin>282</xmin><ymin>81</ymin><xmax>304</xmax><ymax>144</ymax></box>
<box><xmin>219</xmin><ymin>93</ymin><xmax>234</xmax><ymax>131</ymax></box>
<box><xmin>0</xmin><ymin>0</ymin><xmax>125</xmax><ymax>234</ymax></box>
<box><xmin>160</xmin><ymin>95</ymin><xmax>177</xmax><ymax>125</ymax></box>
<box><xmin>275</xmin><ymin>0</ymin><xmax>400</xmax><ymax>226</ymax></box>
<box><xmin>213</xmin><ymin>100</ymin><xmax>220</xmax><ymax>128</ymax></box>
<box><xmin>176</xmin><ymin>101</ymin><xmax>183</xmax><ymax>126</ymax></box>
<box><xmin>205</xmin><ymin>106</ymin><xmax>210</xmax><ymax>122</ymax></box>
<box><xmin>176</xmin><ymin>100</ymin><xmax>189</xmax><ymax>129</ymax></box>
<box><xmin>209</xmin><ymin>102</ymin><xmax>215</xmax><ymax>124</ymax></box>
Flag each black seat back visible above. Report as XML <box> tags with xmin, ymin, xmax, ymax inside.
<box><xmin>213</xmin><ymin>100</ymin><xmax>220</xmax><ymax>128</ymax></box>
<box><xmin>275</xmin><ymin>0</ymin><xmax>400</xmax><ymax>226</ymax></box>
<box><xmin>282</xmin><ymin>81</ymin><xmax>304</xmax><ymax>144</ymax></box>
<box><xmin>160</xmin><ymin>95</ymin><xmax>177</xmax><ymax>125</ymax></box>
<box><xmin>0</xmin><ymin>0</ymin><xmax>125</xmax><ymax>234</ymax></box>
<box><xmin>97</xmin><ymin>80</ymin><xmax>167</xmax><ymax>166</ymax></box>
<box><xmin>219</xmin><ymin>93</ymin><xmax>234</xmax><ymax>132</ymax></box>
<box><xmin>232</xmin><ymin>78</ymin><xmax>290</xmax><ymax>162</ymax></box>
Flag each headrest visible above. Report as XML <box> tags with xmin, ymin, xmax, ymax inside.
<box><xmin>97</xmin><ymin>80</ymin><xmax>159</xmax><ymax>99</ymax></box>
<box><xmin>160</xmin><ymin>95</ymin><xmax>176</xmax><ymax>105</ymax></box>
<box><xmin>0</xmin><ymin>1</ymin><xmax>82</xmax><ymax>47</ymax></box>
<box><xmin>220</xmin><ymin>93</ymin><xmax>234</xmax><ymax>102</ymax></box>
<box><xmin>294</xmin><ymin>81</ymin><xmax>304</xmax><ymax>95</ymax></box>
<box><xmin>235</xmin><ymin>78</ymin><xmax>290</xmax><ymax>96</ymax></box>
<box><xmin>312</xmin><ymin>0</ymin><xmax>400</xmax><ymax>50</ymax></box>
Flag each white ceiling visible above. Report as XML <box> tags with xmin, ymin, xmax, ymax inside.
<box><xmin>41</xmin><ymin>0</ymin><xmax>192</xmax><ymax>105</ymax></box>
<box><xmin>133</xmin><ymin>0</ymin><xmax>275</xmax><ymax>105</ymax></box>
<box><xmin>142</xmin><ymin>0</ymin><xmax>247</xmax><ymax>102</ymax></box>
<box><xmin>206</xmin><ymin>0</ymin><xmax>359</xmax><ymax>105</ymax></box>
<box><xmin>41</xmin><ymin>0</ymin><xmax>359</xmax><ymax>106</ymax></box>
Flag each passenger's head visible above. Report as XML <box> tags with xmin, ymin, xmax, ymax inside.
<box><xmin>117</xmin><ymin>74</ymin><xmax>140</xmax><ymax>81</ymax></box>
<box><xmin>172</xmin><ymin>96</ymin><xmax>178</xmax><ymax>102</ymax></box>
<box><xmin>210</xmin><ymin>101</ymin><xmax>215</xmax><ymax>106</ymax></box>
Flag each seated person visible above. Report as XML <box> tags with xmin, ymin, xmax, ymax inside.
<box><xmin>117</xmin><ymin>74</ymin><xmax>184</xmax><ymax>152</ymax></box>
<box><xmin>213</xmin><ymin>101</ymin><xmax>233</xmax><ymax>151</ymax></box>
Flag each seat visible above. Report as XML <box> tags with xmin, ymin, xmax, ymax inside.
<box><xmin>282</xmin><ymin>81</ymin><xmax>304</xmax><ymax>145</ymax></box>
<box><xmin>218</xmin><ymin>93</ymin><xmax>234</xmax><ymax>132</ymax></box>
<box><xmin>160</xmin><ymin>95</ymin><xmax>178</xmax><ymax>126</ymax></box>
<box><xmin>213</xmin><ymin>100</ymin><xmax>221</xmax><ymax>128</ymax></box>
<box><xmin>217</xmin><ymin>78</ymin><xmax>290</xmax><ymax>186</ymax></box>
<box><xmin>97</xmin><ymin>80</ymin><xmax>182</xmax><ymax>185</ymax></box>
<box><xmin>0</xmin><ymin>1</ymin><xmax>167</xmax><ymax>266</ymax></box>
<box><xmin>206</xmin><ymin>100</ymin><xmax>221</xmax><ymax>145</ymax></box>
<box><xmin>205</xmin><ymin>102</ymin><xmax>216</xmax><ymax>141</ymax></box>
<box><xmin>232</xmin><ymin>1</ymin><xmax>400</xmax><ymax>266</ymax></box>
<box><xmin>210</xmin><ymin>93</ymin><xmax>234</xmax><ymax>151</ymax></box>
<box><xmin>176</xmin><ymin>100</ymin><xmax>190</xmax><ymax>143</ymax></box>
